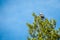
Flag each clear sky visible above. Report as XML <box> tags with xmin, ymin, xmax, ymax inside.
<box><xmin>0</xmin><ymin>0</ymin><xmax>60</xmax><ymax>40</ymax></box>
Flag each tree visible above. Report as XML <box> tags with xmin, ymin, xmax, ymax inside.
<box><xmin>27</xmin><ymin>13</ymin><xmax>60</xmax><ymax>40</ymax></box>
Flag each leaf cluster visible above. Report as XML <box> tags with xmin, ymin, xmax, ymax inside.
<box><xmin>27</xmin><ymin>13</ymin><xmax>60</xmax><ymax>40</ymax></box>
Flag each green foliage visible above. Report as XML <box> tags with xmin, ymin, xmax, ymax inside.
<box><xmin>27</xmin><ymin>13</ymin><xmax>60</xmax><ymax>40</ymax></box>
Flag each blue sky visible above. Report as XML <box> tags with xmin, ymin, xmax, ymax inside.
<box><xmin>0</xmin><ymin>0</ymin><xmax>60</xmax><ymax>40</ymax></box>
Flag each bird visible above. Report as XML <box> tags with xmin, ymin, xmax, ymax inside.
<box><xmin>40</xmin><ymin>12</ymin><xmax>45</xmax><ymax>19</ymax></box>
